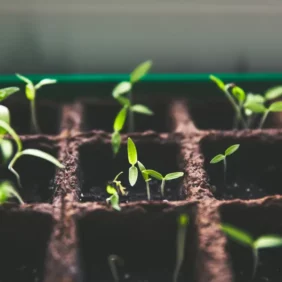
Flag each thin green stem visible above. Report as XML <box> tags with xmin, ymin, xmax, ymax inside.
<box><xmin>30</xmin><ymin>99</ymin><xmax>41</xmax><ymax>133</ymax></box>
<box><xmin>223</xmin><ymin>157</ymin><xmax>227</xmax><ymax>187</ymax></box>
<box><xmin>161</xmin><ymin>179</ymin><xmax>165</xmax><ymax>197</ymax></box>
<box><xmin>146</xmin><ymin>180</ymin><xmax>151</xmax><ymax>200</ymax></box>
<box><xmin>128</xmin><ymin>91</ymin><xmax>134</xmax><ymax>132</ymax></box>
<box><xmin>8</xmin><ymin>152</ymin><xmax>22</xmax><ymax>188</ymax></box>
<box><xmin>259</xmin><ymin>110</ymin><xmax>269</xmax><ymax>129</ymax></box>
<box><xmin>252</xmin><ymin>248</ymin><xmax>259</xmax><ymax>280</ymax></box>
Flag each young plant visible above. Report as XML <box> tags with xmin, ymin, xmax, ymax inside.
<box><xmin>221</xmin><ymin>223</ymin><xmax>282</xmax><ymax>279</ymax></box>
<box><xmin>108</xmin><ymin>254</ymin><xmax>124</xmax><ymax>282</ymax></box>
<box><xmin>0</xmin><ymin>120</ymin><xmax>64</xmax><ymax>187</ymax></box>
<box><xmin>210</xmin><ymin>144</ymin><xmax>240</xmax><ymax>185</ymax></box>
<box><xmin>127</xmin><ymin>137</ymin><xmax>138</xmax><ymax>186</ymax></box>
<box><xmin>0</xmin><ymin>180</ymin><xmax>24</xmax><ymax>205</ymax></box>
<box><xmin>16</xmin><ymin>74</ymin><xmax>57</xmax><ymax>133</ymax></box>
<box><xmin>106</xmin><ymin>185</ymin><xmax>121</xmax><ymax>211</ymax></box>
<box><xmin>173</xmin><ymin>213</ymin><xmax>189</xmax><ymax>282</ymax></box>
<box><xmin>143</xmin><ymin>169</ymin><xmax>184</xmax><ymax>197</ymax></box>
<box><xmin>137</xmin><ymin>161</ymin><xmax>151</xmax><ymax>200</ymax></box>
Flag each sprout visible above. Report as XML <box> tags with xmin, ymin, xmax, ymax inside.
<box><xmin>0</xmin><ymin>120</ymin><xmax>64</xmax><ymax>188</ymax></box>
<box><xmin>108</xmin><ymin>254</ymin><xmax>124</xmax><ymax>282</ymax></box>
<box><xmin>210</xmin><ymin>144</ymin><xmax>239</xmax><ymax>185</ymax></box>
<box><xmin>143</xmin><ymin>169</ymin><xmax>184</xmax><ymax>197</ymax></box>
<box><xmin>127</xmin><ymin>137</ymin><xmax>138</xmax><ymax>186</ymax></box>
<box><xmin>173</xmin><ymin>214</ymin><xmax>189</xmax><ymax>282</ymax></box>
<box><xmin>137</xmin><ymin>161</ymin><xmax>151</xmax><ymax>200</ymax></box>
<box><xmin>0</xmin><ymin>180</ymin><xmax>24</xmax><ymax>205</ymax></box>
<box><xmin>221</xmin><ymin>223</ymin><xmax>282</xmax><ymax>279</ymax></box>
<box><xmin>16</xmin><ymin>74</ymin><xmax>56</xmax><ymax>133</ymax></box>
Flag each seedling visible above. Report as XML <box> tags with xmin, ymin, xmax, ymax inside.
<box><xmin>0</xmin><ymin>120</ymin><xmax>64</xmax><ymax>187</ymax></box>
<box><xmin>127</xmin><ymin>137</ymin><xmax>138</xmax><ymax>186</ymax></box>
<box><xmin>143</xmin><ymin>169</ymin><xmax>184</xmax><ymax>197</ymax></box>
<box><xmin>109</xmin><ymin>171</ymin><xmax>127</xmax><ymax>196</ymax></box>
<box><xmin>221</xmin><ymin>223</ymin><xmax>282</xmax><ymax>279</ymax></box>
<box><xmin>106</xmin><ymin>185</ymin><xmax>121</xmax><ymax>211</ymax></box>
<box><xmin>108</xmin><ymin>254</ymin><xmax>124</xmax><ymax>282</ymax></box>
<box><xmin>16</xmin><ymin>74</ymin><xmax>56</xmax><ymax>133</ymax></box>
<box><xmin>173</xmin><ymin>213</ymin><xmax>189</xmax><ymax>282</ymax></box>
<box><xmin>0</xmin><ymin>180</ymin><xmax>24</xmax><ymax>205</ymax></box>
<box><xmin>137</xmin><ymin>161</ymin><xmax>151</xmax><ymax>200</ymax></box>
<box><xmin>210</xmin><ymin>144</ymin><xmax>240</xmax><ymax>185</ymax></box>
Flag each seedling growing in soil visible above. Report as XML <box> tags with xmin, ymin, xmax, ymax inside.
<box><xmin>0</xmin><ymin>180</ymin><xmax>24</xmax><ymax>204</ymax></box>
<box><xmin>143</xmin><ymin>169</ymin><xmax>184</xmax><ymax>197</ymax></box>
<box><xmin>138</xmin><ymin>161</ymin><xmax>151</xmax><ymax>200</ymax></box>
<box><xmin>221</xmin><ymin>223</ymin><xmax>282</xmax><ymax>279</ymax></box>
<box><xmin>210</xmin><ymin>144</ymin><xmax>240</xmax><ymax>185</ymax></box>
<box><xmin>108</xmin><ymin>254</ymin><xmax>124</xmax><ymax>282</ymax></box>
<box><xmin>127</xmin><ymin>137</ymin><xmax>138</xmax><ymax>186</ymax></box>
<box><xmin>173</xmin><ymin>213</ymin><xmax>189</xmax><ymax>282</ymax></box>
<box><xmin>16</xmin><ymin>74</ymin><xmax>56</xmax><ymax>133</ymax></box>
<box><xmin>0</xmin><ymin>120</ymin><xmax>64</xmax><ymax>187</ymax></box>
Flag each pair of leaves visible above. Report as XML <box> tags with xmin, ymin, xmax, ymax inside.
<box><xmin>210</xmin><ymin>144</ymin><xmax>240</xmax><ymax>164</ymax></box>
<box><xmin>245</xmin><ymin>101</ymin><xmax>282</xmax><ymax>113</ymax></box>
<box><xmin>0</xmin><ymin>181</ymin><xmax>24</xmax><ymax>204</ymax></box>
<box><xmin>142</xmin><ymin>169</ymin><xmax>184</xmax><ymax>181</ymax></box>
<box><xmin>128</xmin><ymin>138</ymin><xmax>138</xmax><ymax>186</ymax></box>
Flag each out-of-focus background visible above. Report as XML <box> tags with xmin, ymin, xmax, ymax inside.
<box><xmin>1</xmin><ymin>0</ymin><xmax>282</xmax><ymax>74</ymax></box>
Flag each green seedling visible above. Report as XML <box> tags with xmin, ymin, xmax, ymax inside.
<box><xmin>16</xmin><ymin>74</ymin><xmax>56</xmax><ymax>133</ymax></box>
<box><xmin>0</xmin><ymin>120</ymin><xmax>64</xmax><ymax>187</ymax></box>
<box><xmin>221</xmin><ymin>223</ymin><xmax>282</xmax><ymax>279</ymax></box>
<box><xmin>210</xmin><ymin>144</ymin><xmax>240</xmax><ymax>185</ymax></box>
<box><xmin>137</xmin><ymin>161</ymin><xmax>151</xmax><ymax>200</ymax></box>
<box><xmin>106</xmin><ymin>185</ymin><xmax>121</xmax><ymax>211</ymax></box>
<box><xmin>173</xmin><ymin>213</ymin><xmax>189</xmax><ymax>282</ymax></box>
<box><xmin>143</xmin><ymin>169</ymin><xmax>184</xmax><ymax>197</ymax></box>
<box><xmin>0</xmin><ymin>180</ymin><xmax>24</xmax><ymax>205</ymax></box>
<box><xmin>127</xmin><ymin>137</ymin><xmax>138</xmax><ymax>186</ymax></box>
<box><xmin>108</xmin><ymin>254</ymin><xmax>124</xmax><ymax>282</ymax></box>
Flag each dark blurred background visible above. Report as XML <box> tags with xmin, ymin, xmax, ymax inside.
<box><xmin>1</xmin><ymin>0</ymin><xmax>282</xmax><ymax>74</ymax></box>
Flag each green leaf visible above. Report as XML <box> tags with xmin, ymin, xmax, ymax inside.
<box><xmin>113</xmin><ymin>107</ymin><xmax>128</xmax><ymax>131</ymax></box>
<box><xmin>129</xmin><ymin>166</ymin><xmax>138</xmax><ymax>186</ymax></box>
<box><xmin>25</xmin><ymin>84</ymin><xmax>35</xmax><ymax>100</ymax></box>
<box><xmin>127</xmin><ymin>137</ymin><xmax>137</xmax><ymax>165</ymax></box>
<box><xmin>1</xmin><ymin>140</ymin><xmax>13</xmax><ymax>163</ymax></box>
<box><xmin>19</xmin><ymin>149</ymin><xmax>64</xmax><ymax>168</ymax></box>
<box><xmin>143</xmin><ymin>169</ymin><xmax>163</xmax><ymax>180</ymax></box>
<box><xmin>138</xmin><ymin>161</ymin><xmax>149</xmax><ymax>181</ymax></box>
<box><xmin>232</xmin><ymin>86</ymin><xmax>246</xmax><ymax>104</ymax></box>
<box><xmin>210</xmin><ymin>154</ymin><xmax>225</xmax><ymax>164</ymax></box>
<box><xmin>130</xmin><ymin>104</ymin><xmax>154</xmax><ymax>115</ymax></box>
<box><xmin>110</xmin><ymin>193</ymin><xmax>121</xmax><ymax>211</ymax></box>
<box><xmin>117</xmin><ymin>96</ymin><xmax>131</xmax><ymax>107</ymax></box>
<box><xmin>165</xmin><ymin>172</ymin><xmax>184</xmax><ymax>180</ymax></box>
<box><xmin>130</xmin><ymin>60</ymin><xmax>152</xmax><ymax>83</ymax></box>
<box><xmin>111</xmin><ymin>131</ymin><xmax>121</xmax><ymax>155</ymax></box>
<box><xmin>0</xmin><ymin>87</ymin><xmax>19</xmax><ymax>102</ymax></box>
<box><xmin>209</xmin><ymin>75</ymin><xmax>225</xmax><ymax>91</ymax></box>
<box><xmin>112</xmin><ymin>81</ymin><xmax>132</xmax><ymax>98</ymax></box>
<box><xmin>269</xmin><ymin>101</ymin><xmax>282</xmax><ymax>112</ymax></box>
<box><xmin>245</xmin><ymin>93</ymin><xmax>265</xmax><ymax>104</ymax></box>
<box><xmin>0</xmin><ymin>105</ymin><xmax>10</xmax><ymax>134</ymax></box>
<box><xmin>254</xmin><ymin>235</ymin><xmax>282</xmax><ymax>250</ymax></box>
<box><xmin>35</xmin><ymin>78</ymin><xmax>57</xmax><ymax>90</ymax></box>
<box><xmin>221</xmin><ymin>224</ymin><xmax>254</xmax><ymax>247</ymax></box>
<box><xmin>265</xmin><ymin>86</ymin><xmax>282</xmax><ymax>100</ymax></box>
<box><xmin>178</xmin><ymin>214</ymin><xmax>189</xmax><ymax>226</ymax></box>
<box><xmin>16</xmin><ymin>73</ymin><xmax>33</xmax><ymax>85</ymax></box>
<box><xmin>225</xmin><ymin>144</ymin><xmax>240</xmax><ymax>156</ymax></box>
<box><xmin>0</xmin><ymin>120</ymin><xmax>22</xmax><ymax>152</ymax></box>
<box><xmin>0</xmin><ymin>181</ymin><xmax>24</xmax><ymax>204</ymax></box>
<box><xmin>244</xmin><ymin>102</ymin><xmax>266</xmax><ymax>113</ymax></box>
<box><xmin>106</xmin><ymin>185</ymin><xmax>117</xmax><ymax>195</ymax></box>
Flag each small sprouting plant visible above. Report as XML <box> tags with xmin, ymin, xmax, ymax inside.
<box><xmin>108</xmin><ymin>254</ymin><xmax>124</xmax><ymax>282</ymax></box>
<box><xmin>127</xmin><ymin>137</ymin><xmax>138</xmax><ymax>186</ymax></box>
<box><xmin>173</xmin><ymin>213</ymin><xmax>189</xmax><ymax>282</ymax></box>
<box><xmin>0</xmin><ymin>180</ymin><xmax>24</xmax><ymax>205</ymax></box>
<box><xmin>16</xmin><ymin>74</ymin><xmax>57</xmax><ymax>133</ymax></box>
<box><xmin>0</xmin><ymin>120</ymin><xmax>64</xmax><ymax>187</ymax></box>
<box><xmin>143</xmin><ymin>169</ymin><xmax>184</xmax><ymax>197</ymax></box>
<box><xmin>210</xmin><ymin>144</ymin><xmax>240</xmax><ymax>185</ymax></box>
<box><xmin>221</xmin><ymin>223</ymin><xmax>282</xmax><ymax>279</ymax></box>
<box><xmin>137</xmin><ymin>161</ymin><xmax>151</xmax><ymax>200</ymax></box>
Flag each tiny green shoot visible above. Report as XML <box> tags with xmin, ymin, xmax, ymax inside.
<box><xmin>16</xmin><ymin>73</ymin><xmax>56</xmax><ymax>133</ymax></box>
<box><xmin>127</xmin><ymin>137</ymin><xmax>138</xmax><ymax>186</ymax></box>
<box><xmin>137</xmin><ymin>161</ymin><xmax>151</xmax><ymax>200</ymax></box>
<box><xmin>143</xmin><ymin>169</ymin><xmax>184</xmax><ymax>197</ymax></box>
<box><xmin>173</xmin><ymin>213</ymin><xmax>189</xmax><ymax>282</ymax></box>
<box><xmin>210</xmin><ymin>144</ymin><xmax>240</xmax><ymax>185</ymax></box>
<box><xmin>0</xmin><ymin>180</ymin><xmax>24</xmax><ymax>204</ymax></box>
<box><xmin>108</xmin><ymin>254</ymin><xmax>124</xmax><ymax>282</ymax></box>
<box><xmin>221</xmin><ymin>223</ymin><xmax>282</xmax><ymax>279</ymax></box>
<box><xmin>106</xmin><ymin>185</ymin><xmax>121</xmax><ymax>211</ymax></box>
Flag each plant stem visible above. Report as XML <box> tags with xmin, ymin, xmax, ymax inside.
<box><xmin>258</xmin><ymin>110</ymin><xmax>269</xmax><ymax>129</ymax></box>
<box><xmin>161</xmin><ymin>179</ymin><xmax>165</xmax><ymax>197</ymax></box>
<box><xmin>223</xmin><ymin>157</ymin><xmax>227</xmax><ymax>187</ymax></box>
<box><xmin>146</xmin><ymin>181</ymin><xmax>151</xmax><ymax>200</ymax></box>
<box><xmin>252</xmin><ymin>248</ymin><xmax>259</xmax><ymax>279</ymax></box>
<box><xmin>128</xmin><ymin>91</ymin><xmax>134</xmax><ymax>132</ymax></box>
<box><xmin>30</xmin><ymin>99</ymin><xmax>41</xmax><ymax>133</ymax></box>
<box><xmin>108</xmin><ymin>255</ymin><xmax>120</xmax><ymax>282</ymax></box>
